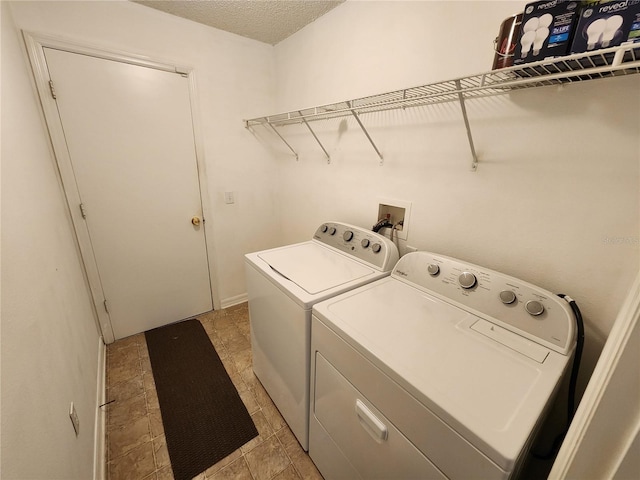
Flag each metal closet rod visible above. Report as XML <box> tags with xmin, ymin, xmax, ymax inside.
<box><xmin>244</xmin><ymin>44</ymin><xmax>640</xmax><ymax>169</ymax></box>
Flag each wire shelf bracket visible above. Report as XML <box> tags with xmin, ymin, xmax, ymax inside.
<box><xmin>455</xmin><ymin>79</ymin><xmax>479</xmax><ymax>172</ymax></box>
<box><xmin>300</xmin><ymin>111</ymin><xmax>331</xmax><ymax>163</ymax></box>
<box><xmin>244</xmin><ymin>44</ymin><xmax>640</xmax><ymax>170</ymax></box>
<box><xmin>348</xmin><ymin>101</ymin><xmax>384</xmax><ymax>165</ymax></box>
<box><xmin>265</xmin><ymin>122</ymin><xmax>298</xmax><ymax>160</ymax></box>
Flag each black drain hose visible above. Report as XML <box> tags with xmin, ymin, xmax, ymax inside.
<box><xmin>372</xmin><ymin>218</ymin><xmax>393</xmax><ymax>233</ymax></box>
<box><xmin>533</xmin><ymin>294</ymin><xmax>584</xmax><ymax>459</ymax></box>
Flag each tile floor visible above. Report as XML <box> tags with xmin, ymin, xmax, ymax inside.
<box><xmin>105</xmin><ymin>303</ymin><xmax>324</xmax><ymax>480</ymax></box>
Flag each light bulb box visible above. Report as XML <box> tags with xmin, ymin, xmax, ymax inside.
<box><xmin>513</xmin><ymin>0</ymin><xmax>583</xmax><ymax>65</ymax></box>
<box><xmin>570</xmin><ymin>0</ymin><xmax>640</xmax><ymax>54</ymax></box>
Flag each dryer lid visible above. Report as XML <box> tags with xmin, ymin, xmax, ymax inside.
<box><xmin>313</xmin><ymin>277</ymin><xmax>569</xmax><ymax>471</ymax></box>
<box><xmin>258</xmin><ymin>242</ymin><xmax>374</xmax><ymax>295</ymax></box>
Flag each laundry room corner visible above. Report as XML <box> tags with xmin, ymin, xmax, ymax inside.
<box><xmin>269</xmin><ymin>0</ymin><xmax>640</xmax><ymax>399</ymax></box>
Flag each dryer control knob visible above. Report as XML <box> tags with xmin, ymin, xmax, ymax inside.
<box><xmin>343</xmin><ymin>231</ymin><xmax>354</xmax><ymax>242</ymax></box>
<box><xmin>320</xmin><ymin>225</ymin><xmax>328</xmax><ymax>233</ymax></box>
<box><xmin>372</xmin><ymin>243</ymin><xmax>382</xmax><ymax>253</ymax></box>
<box><xmin>525</xmin><ymin>300</ymin><xmax>545</xmax><ymax>316</ymax></box>
<box><xmin>328</xmin><ymin>227</ymin><xmax>337</xmax><ymax>235</ymax></box>
<box><xmin>458</xmin><ymin>272</ymin><xmax>477</xmax><ymax>289</ymax></box>
<box><xmin>427</xmin><ymin>264</ymin><xmax>440</xmax><ymax>276</ymax></box>
<box><xmin>499</xmin><ymin>290</ymin><xmax>517</xmax><ymax>305</ymax></box>
<box><xmin>361</xmin><ymin>239</ymin><xmax>370</xmax><ymax>248</ymax></box>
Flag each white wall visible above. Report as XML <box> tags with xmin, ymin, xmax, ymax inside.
<box><xmin>1</xmin><ymin>3</ymin><xmax>102</xmax><ymax>478</ymax></box>
<box><xmin>1</xmin><ymin>1</ymin><xmax>278</xmax><ymax>478</ymax></box>
<box><xmin>272</xmin><ymin>0</ymin><xmax>640</xmax><ymax>394</ymax></box>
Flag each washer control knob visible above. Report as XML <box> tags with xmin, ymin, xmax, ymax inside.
<box><xmin>458</xmin><ymin>272</ymin><xmax>477</xmax><ymax>289</ymax></box>
<box><xmin>499</xmin><ymin>290</ymin><xmax>517</xmax><ymax>305</ymax></box>
<box><xmin>343</xmin><ymin>231</ymin><xmax>354</xmax><ymax>242</ymax></box>
<box><xmin>372</xmin><ymin>243</ymin><xmax>382</xmax><ymax>253</ymax></box>
<box><xmin>427</xmin><ymin>264</ymin><xmax>440</xmax><ymax>276</ymax></box>
<box><xmin>328</xmin><ymin>227</ymin><xmax>337</xmax><ymax>236</ymax></box>
<box><xmin>525</xmin><ymin>300</ymin><xmax>545</xmax><ymax>316</ymax></box>
<box><xmin>320</xmin><ymin>225</ymin><xmax>328</xmax><ymax>233</ymax></box>
<box><xmin>361</xmin><ymin>239</ymin><xmax>370</xmax><ymax>248</ymax></box>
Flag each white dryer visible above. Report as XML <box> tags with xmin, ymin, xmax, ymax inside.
<box><xmin>245</xmin><ymin>222</ymin><xmax>399</xmax><ymax>450</ymax></box>
<box><xmin>310</xmin><ymin>251</ymin><xmax>577</xmax><ymax>479</ymax></box>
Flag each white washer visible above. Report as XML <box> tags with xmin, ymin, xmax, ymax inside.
<box><xmin>310</xmin><ymin>251</ymin><xmax>577</xmax><ymax>479</ymax></box>
<box><xmin>245</xmin><ymin>222</ymin><xmax>399</xmax><ymax>450</ymax></box>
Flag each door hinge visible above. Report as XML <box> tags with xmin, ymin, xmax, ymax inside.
<box><xmin>79</xmin><ymin>203</ymin><xmax>87</xmax><ymax>219</ymax></box>
<box><xmin>49</xmin><ymin>80</ymin><xmax>57</xmax><ymax>99</ymax></box>
<box><xmin>103</xmin><ymin>299</ymin><xmax>110</xmax><ymax>314</ymax></box>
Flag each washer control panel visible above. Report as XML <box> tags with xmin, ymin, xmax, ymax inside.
<box><xmin>392</xmin><ymin>251</ymin><xmax>576</xmax><ymax>355</ymax></box>
<box><xmin>313</xmin><ymin>222</ymin><xmax>400</xmax><ymax>272</ymax></box>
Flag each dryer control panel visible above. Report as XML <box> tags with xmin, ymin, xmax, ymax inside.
<box><xmin>392</xmin><ymin>251</ymin><xmax>576</xmax><ymax>355</ymax></box>
<box><xmin>313</xmin><ymin>222</ymin><xmax>399</xmax><ymax>272</ymax></box>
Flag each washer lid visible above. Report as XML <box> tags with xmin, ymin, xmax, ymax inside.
<box><xmin>258</xmin><ymin>242</ymin><xmax>374</xmax><ymax>295</ymax></box>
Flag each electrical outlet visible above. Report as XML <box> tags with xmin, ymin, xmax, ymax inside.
<box><xmin>224</xmin><ymin>191</ymin><xmax>235</xmax><ymax>204</ymax></box>
<box><xmin>69</xmin><ymin>402</ymin><xmax>79</xmax><ymax>436</ymax></box>
<box><xmin>376</xmin><ymin>198</ymin><xmax>412</xmax><ymax>241</ymax></box>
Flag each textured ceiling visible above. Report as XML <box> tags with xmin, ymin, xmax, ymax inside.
<box><xmin>133</xmin><ymin>0</ymin><xmax>345</xmax><ymax>45</ymax></box>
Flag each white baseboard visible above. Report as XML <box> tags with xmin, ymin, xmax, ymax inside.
<box><xmin>93</xmin><ymin>337</ymin><xmax>107</xmax><ymax>480</ymax></box>
<box><xmin>220</xmin><ymin>293</ymin><xmax>248</xmax><ymax>309</ymax></box>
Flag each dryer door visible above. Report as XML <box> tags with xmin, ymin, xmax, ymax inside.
<box><xmin>312</xmin><ymin>352</ymin><xmax>448</xmax><ymax>479</ymax></box>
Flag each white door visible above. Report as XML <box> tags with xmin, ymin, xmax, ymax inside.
<box><xmin>43</xmin><ymin>47</ymin><xmax>213</xmax><ymax>340</ymax></box>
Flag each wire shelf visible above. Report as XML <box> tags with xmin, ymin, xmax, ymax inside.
<box><xmin>244</xmin><ymin>44</ymin><xmax>640</xmax><ymax>168</ymax></box>
<box><xmin>245</xmin><ymin>44</ymin><xmax>640</xmax><ymax>128</ymax></box>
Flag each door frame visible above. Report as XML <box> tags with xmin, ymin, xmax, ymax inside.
<box><xmin>22</xmin><ymin>31</ymin><xmax>221</xmax><ymax>344</ymax></box>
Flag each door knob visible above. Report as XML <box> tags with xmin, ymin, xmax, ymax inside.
<box><xmin>191</xmin><ymin>216</ymin><xmax>201</xmax><ymax>226</ymax></box>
